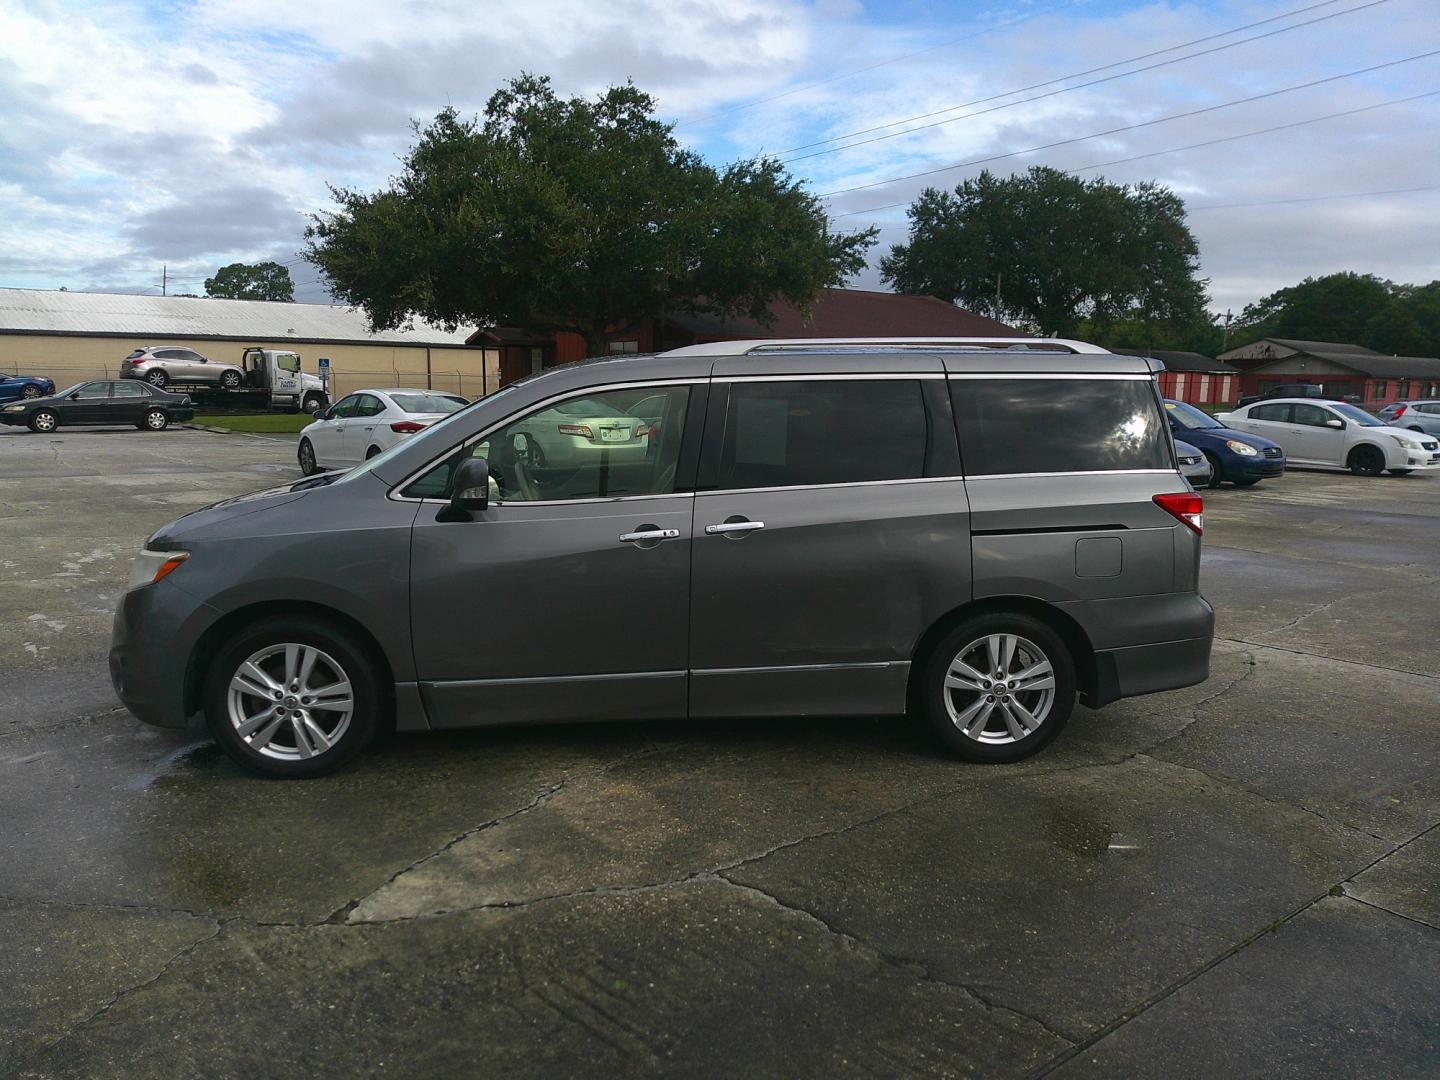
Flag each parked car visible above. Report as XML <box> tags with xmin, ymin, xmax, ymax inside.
<box><xmin>1236</xmin><ymin>382</ymin><xmax>1326</xmax><ymax>407</ymax></box>
<box><xmin>1164</xmin><ymin>399</ymin><xmax>1285</xmax><ymax>488</ymax></box>
<box><xmin>298</xmin><ymin>389</ymin><xmax>469</xmax><ymax>473</ymax></box>
<box><xmin>0</xmin><ymin>370</ymin><xmax>55</xmax><ymax>402</ymax></box>
<box><xmin>1216</xmin><ymin>399</ymin><xmax>1440</xmax><ymax>476</ymax></box>
<box><xmin>111</xmin><ymin>337</ymin><xmax>1214</xmax><ymax>778</ymax></box>
<box><xmin>121</xmin><ymin>346</ymin><xmax>244</xmax><ymax>390</ymax></box>
<box><xmin>1376</xmin><ymin>400</ymin><xmax>1440</xmax><ymax>436</ymax></box>
<box><xmin>1173</xmin><ymin>439</ymin><xmax>1213</xmax><ymax>486</ymax></box>
<box><xmin>0</xmin><ymin>379</ymin><xmax>194</xmax><ymax>432</ymax></box>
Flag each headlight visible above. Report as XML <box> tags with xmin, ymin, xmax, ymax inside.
<box><xmin>1225</xmin><ymin>439</ymin><xmax>1259</xmax><ymax>456</ymax></box>
<box><xmin>1388</xmin><ymin>434</ymin><xmax>1422</xmax><ymax>450</ymax></box>
<box><xmin>3</xmin><ymin>404</ymin><xmax>24</xmax><ymax>412</ymax></box>
<box><xmin>126</xmin><ymin>549</ymin><xmax>189</xmax><ymax>591</ymax></box>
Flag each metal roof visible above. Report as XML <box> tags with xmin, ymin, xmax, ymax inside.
<box><xmin>0</xmin><ymin>288</ymin><xmax>475</xmax><ymax>347</ymax></box>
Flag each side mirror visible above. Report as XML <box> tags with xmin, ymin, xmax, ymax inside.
<box><xmin>438</xmin><ymin>455</ymin><xmax>489</xmax><ymax>522</ymax></box>
<box><xmin>314</xmin><ymin>407</ymin><xmax>332</xmax><ymax>421</ymax></box>
<box><xmin>1325</xmin><ymin>418</ymin><xmax>1344</xmax><ymax>429</ymax></box>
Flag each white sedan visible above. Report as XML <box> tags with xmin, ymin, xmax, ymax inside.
<box><xmin>298</xmin><ymin>388</ymin><xmax>468</xmax><ymax>474</ymax></box>
<box><xmin>1216</xmin><ymin>398</ymin><xmax>1440</xmax><ymax>477</ymax></box>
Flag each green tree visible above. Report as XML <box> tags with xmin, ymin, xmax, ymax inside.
<box><xmin>305</xmin><ymin>75</ymin><xmax>876</xmax><ymax>355</ymax></box>
<box><xmin>879</xmin><ymin>167</ymin><xmax>1208</xmax><ymax>338</ymax></box>
<box><xmin>1234</xmin><ymin>272</ymin><xmax>1393</xmax><ymax>345</ymax></box>
<box><xmin>204</xmin><ymin>261</ymin><xmax>295</xmax><ymax>302</ymax></box>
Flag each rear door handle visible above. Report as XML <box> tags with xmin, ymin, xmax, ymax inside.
<box><xmin>704</xmin><ymin>520</ymin><xmax>765</xmax><ymax>535</ymax></box>
<box><xmin>619</xmin><ymin>529</ymin><xmax>680</xmax><ymax>543</ymax></box>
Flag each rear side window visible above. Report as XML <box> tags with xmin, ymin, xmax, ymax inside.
<box><xmin>1250</xmin><ymin>403</ymin><xmax>1291</xmax><ymax>422</ymax></box>
<box><xmin>950</xmin><ymin>378</ymin><xmax>1171</xmax><ymax>476</ymax></box>
<box><xmin>112</xmin><ymin>382</ymin><xmax>145</xmax><ymax>397</ymax></box>
<box><xmin>714</xmin><ymin>380</ymin><xmax>929</xmax><ymax>490</ymax></box>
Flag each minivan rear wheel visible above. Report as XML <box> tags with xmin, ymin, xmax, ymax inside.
<box><xmin>205</xmin><ymin>617</ymin><xmax>383</xmax><ymax>778</ymax></box>
<box><xmin>919</xmin><ymin>613</ymin><xmax>1076</xmax><ymax>763</ymax></box>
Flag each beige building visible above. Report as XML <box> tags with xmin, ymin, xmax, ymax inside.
<box><xmin>0</xmin><ymin>288</ymin><xmax>499</xmax><ymax>402</ymax></box>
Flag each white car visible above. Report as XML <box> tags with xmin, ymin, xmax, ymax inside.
<box><xmin>298</xmin><ymin>388</ymin><xmax>468</xmax><ymax>474</ymax></box>
<box><xmin>1216</xmin><ymin>399</ymin><xmax>1440</xmax><ymax>477</ymax></box>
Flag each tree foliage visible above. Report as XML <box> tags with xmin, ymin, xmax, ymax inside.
<box><xmin>204</xmin><ymin>261</ymin><xmax>295</xmax><ymax>302</ymax></box>
<box><xmin>305</xmin><ymin>74</ymin><xmax>876</xmax><ymax>354</ymax></box>
<box><xmin>1234</xmin><ymin>272</ymin><xmax>1440</xmax><ymax>356</ymax></box>
<box><xmin>879</xmin><ymin>167</ymin><xmax>1208</xmax><ymax>338</ymax></box>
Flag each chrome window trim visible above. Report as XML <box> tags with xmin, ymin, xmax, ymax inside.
<box><xmin>409</xmin><ymin>491</ymin><xmax>697</xmax><ymax>508</ymax></box>
<box><xmin>945</xmin><ymin>372</ymin><xmax>1154</xmax><ymax>381</ymax></box>
<box><xmin>696</xmin><ymin>474</ymin><xmax>965</xmax><ymax>497</ymax></box>
<box><xmin>964</xmin><ymin>469</ymin><xmax>1178</xmax><ymax>480</ymax></box>
<box><xmin>693</xmin><ymin>660</ymin><xmax>908</xmax><ymax>676</ymax></box>
<box><xmin>430</xmin><ymin>669</ymin><xmax>684</xmax><ymax>688</ymax></box>
<box><xmin>714</xmin><ymin>373</ymin><xmax>947</xmax><ymax>382</ymax></box>
<box><xmin>388</xmin><ymin>377</ymin><xmax>706</xmax><ymax>503</ymax></box>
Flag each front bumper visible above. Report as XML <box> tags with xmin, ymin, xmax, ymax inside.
<box><xmin>0</xmin><ymin>411</ymin><xmax>31</xmax><ymax>426</ymax></box>
<box><xmin>110</xmin><ymin>579</ymin><xmax>221</xmax><ymax>729</ymax></box>
<box><xmin>1228</xmin><ymin>456</ymin><xmax>1285</xmax><ymax>479</ymax></box>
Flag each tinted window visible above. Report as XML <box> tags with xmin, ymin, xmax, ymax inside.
<box><xmin>330</xmin><ymin>394</ymin><xmax>361</xmax><ymax>418</ymax></box>
<box><xmin>1249</xmin><ymin>403</ymin><xmax>1291</xmax><ymax>422</ymax></box>
<box><xmin>403</xmin><ymin>385</ymin><xmax>691</xmax><ymax>502</ymax></box>
<box><xmin>74</xmin><ymin>382</ymin><xmax>111</xmax><ymax>399</ymax></box>
<box><xmin>1419</xmin><ymin>404</ymin><xmax>1440</xmax><ymax>415</ymax></box>
<box><xmin>354</xmin><ymin>394</ymin><xmax>385</xmax><ymax>417</ymax></box>
<box><xmin>716</xmin><ymin>380</ymin><xmax>928</xmax><ymax>490</ymax></box>
<box><xmin>153</xmin><ymin>349</ymin><xmax>183</xmax><ymax>360</ymax></box>
<box><xmin>1291</xmin><ymin>404</ymin><xmax>1332</xmax><ymax>427</ymax></box>
<box><xmin>950</xmin><ymin>379</ymin><xmax>1170</xmax><ymax>475</ymax></box>
<box><xmin>112</xmin><ymin>382</ymin><xmax>146</xmax><ymax>397</ymax></box>
<box><xmin>389</xmin><ymin>393</ymin><xmax>468</xmax><ymax>415</ymax></box>
<box><xmin>126</xmin><ymin>349</ymin><xmax>145</xmax><ymax>359</ymax></box>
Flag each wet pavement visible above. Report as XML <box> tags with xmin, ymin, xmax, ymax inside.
<box><xmin>2</xmin><ymin>428</ymin><xmax>1438</xmax><ymax>1077</ymax></box>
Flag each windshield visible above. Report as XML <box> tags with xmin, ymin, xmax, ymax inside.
<box><xmin>389</xmin><ymin>392</ymin><xmax>468</xmax><ymax>415</ymax></box>
<box><xmin>51</xmin><ymin>382</ymin><xmax>85</xmax><ymax>397</ymax></box>
<box><xmin>1328</xmin><ymin>403</ymin><xmax>1383</xmax><ymax>427</ymax></box>
<box><xmin>1165</xmin><ymin>401</ymin><xmax>1222</xmax><ymax>430</ymax></box>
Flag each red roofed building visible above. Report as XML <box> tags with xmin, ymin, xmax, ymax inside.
<box><xmin>470</xmin><ymin>288</ymin><xmax>1019</xmax><ymax>386</ymax></box>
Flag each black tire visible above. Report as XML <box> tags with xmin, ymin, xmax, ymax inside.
<box><xmin>1389</xmin><ymin>469</ymin><xmax>1413</xmax><ymax>476</ymax></box>
<box><xmin>1232</xmin><ymin>477</ymin><xmax>1261</xmax><ymax>487</ymax></box>
<box><xmin>143</xmin><ymin>408</ymin><xmax>169</xmax><ymax>431</ymax></box>
<box><xmin>220</xmin><ymin>370</ymin><xmax>242</xmax><ymax>390</ymax></box>
<box><xmin>1348</xmin><ymin>445</ymin><xmax>1385</xmax><ymax>476</ymax></box>
<box><xmin>302</xmin><ymin>393</ymin><xmax>325</xmax><ymax>414</ymax></box>
<box><xmin>297</xmin><ymin>437</ymin><xmax>318</xmax><ymax>475</ymax></box>
<box><xmin>365</xmin><ymin>445</ymin><xmax>381</xmax><ymax>460</ymax></box>
<box><xmin>146</xmin><ymin>369</ymin><xmax>169</xmax><ymax>388</ymax></box>
<box><xmin>918</xmin><ymin>612</ymin><xmax>1076</xmax><ymax>764</ymax></box>
<box><xmin>1202</xmin><ymin>451</ymin><xmax>1223</xmax><ymax>488</ymax></box>
<box><xmin>205</xmin><ymin>616</ymin><xmax>383</xmax><ymax>778</ymax></box>
<box><xmin>28</xmin><ymin>409</ymin><xmax>58</xmax><ymax>433</ymax></box>
<box><xmin>20</xmin><ymin>385</ymin><xmax>42</xmax><ymax>399</ymax></box>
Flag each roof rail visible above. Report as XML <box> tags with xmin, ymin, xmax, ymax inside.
<box><xmin>659</xmin><ymin>337</ymin><xmax>1111</xmax><ymax>356</ymax></box>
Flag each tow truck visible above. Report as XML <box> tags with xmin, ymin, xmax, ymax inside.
<box><xmin>184</xmin><ymin>348</ymin><xmax>329</xmax><ymax>414</ymax></box>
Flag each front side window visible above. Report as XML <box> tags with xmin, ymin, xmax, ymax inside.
<box><xmin>1291</xmin><ymin>403</ymin><xmax>1333</xmax><ymax>427</ymax></box>
<box><xmin>404</xmin><ymin>384</ymin><xmax>691</xmax><ymax>502</ymax></box>
<box><xmin>277</xmin><ymin>353</ymin><xmax>301</xmax><ymax>373</ymax></box>
<box><xmin>950</xmin><ymin>378</ymin><xmax>1171</xmax><ymax>476</ymax></box>
<box><xmin>714</xmin><ymin>380</ymin><xmax>929</xmax><ymax>490</ymax></box>
<box><xmin>330</xmin><ymin>394</ymin><xmax>361</xmax><ymax>419</ymax></box>
<box><xmin>75</xmin><ymin>381</ymin><xmax>111</xmax><ymax>399</ymax></box>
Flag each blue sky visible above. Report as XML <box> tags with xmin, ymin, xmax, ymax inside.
<box><xmin>1</xmin><ymin>0</ymin><xmax>1436</xmax><ymax>316</ymax></box>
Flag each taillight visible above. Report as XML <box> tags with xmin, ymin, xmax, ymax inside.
<box><xmin>390</xmin><ymin>420</ymin><xmax>424</xmax><ymax>433</ymax></box>
<box><xmin>558</xmin><ymin>423</ymin><xmax>593</xmax><ymax>438</ymax></box>
<box><xmin>634</xmin><ymin>422</ymin><xmax>660</xmax><ymax>440</ymax></box>
<box><xmin>1154</xmin><ymin>491</ymin><xmax>1203</xmax><ymax>534</ymax></box>
<box><xmin>1391</xmin><ymin>405</ymin><xmax>1407</xmax><ymax>417</ymax></box>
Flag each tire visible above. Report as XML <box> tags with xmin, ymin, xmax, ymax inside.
<box><xmin>143</xmin><ymin>409</ymin><xmax>169</xmax><ymax>431</ymax></box>
<box><xmin>1347</xmin><ymin>445</ymin><xmax>1385</xmax><ymax>476</ymax></box>
<box><xmin>220</xmin><ymin>370</ymin><xmax>242</xmax><ymax>390</ymax></box>
<box><xmin>918</xmin><ymin>613</ymin><xmax>1076</xmax><ymax>764</ymax></box>
<box><xmin>145</xmin><ymin>369</ymin><xmax>169</xmax><ymax>388</ymax></box>
<box><xmin>205</xmin><ymin>616</ymin><xmax>383</xmax><ymax>778</ymax></box>
<box><xmin>20</xmin><ymin>385</ymin><xmax>42</xmax><ymax>399</ymax></box>
<box><xmin>297</xmin><ymin>437</ymin><xmax>318</xmax><ymax>476</ymax></box>
<box><xmin>1202</xmin><ymin>451</ymin><xmax>1223</xmax><ymax>489</ymax></box>
<box><xmin>1389</xmin><ymin>469</ymin><xmax>1413</xmax><ymax>476</ymax></box>
<box><xmin>365</xmin><ymin>445</ymin><xmax>381</xmax><ymax>460</ymax></box>
<box><xmin>302</xmin><ymin>393</ymin><xmax>325</xmax><ymax>415</ymax></box>
<box><xmin>28</xmin><ymin>409</ymin><xmax>58</xmax><ymax>433</ymax></box>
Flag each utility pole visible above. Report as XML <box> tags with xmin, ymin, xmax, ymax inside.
<box><xmin>162</xmin><ymin>264</ymin><xmax>167</xmax><ymax>297</ymax></box>
<box><xmin>995</xmin><ymin>272</ymin><xmax>1003</xmax><ymax>313</ymax></box>
<box><xmin>1222</xmin><ymin>308</ymin><xmax>1232</xmax><ymax>351</ymax></box>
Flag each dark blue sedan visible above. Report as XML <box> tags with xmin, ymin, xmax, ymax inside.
<box><xmin>0</xmin><ymin>369</ymin><xmax>55</xmax><ymax>402</ymax></box>
<box><xmin>1165</xmin><ymin>399</ymin><xmax>1285</xmax><ymax>487</ymax></box>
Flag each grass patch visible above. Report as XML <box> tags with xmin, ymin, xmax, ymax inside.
<box><xmin>194</xmin><ymin>412</ymin><xmax>315</xmax><ymax>433</ymax></box>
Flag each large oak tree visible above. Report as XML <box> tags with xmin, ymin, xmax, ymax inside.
<box><xmin>306</xmin><ymin>75</ymin><xmax>876</xmax><ymax>355</ymax></box>
<box><xmin>205</xmin><ymin>261</ymin><xmax>295</xmax><ymax>302</ymax></box>
<box><xmin>879</xmin><ymin>167</ymin><xmax>1208</xmax><ymax>339</ymax></box>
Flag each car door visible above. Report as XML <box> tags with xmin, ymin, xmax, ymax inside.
<box><xmin>1233</xmin><ymin>403</ymin><xmax>1292</xmax><ymax>451</ymax></box>
<box><xmin>341</xmin><ymin>393</ymin><xmax>386</xmax><ymax>462</ymax></box>
<box><xmin>1417</xmin><ymin>403</ymin><xmax>1440</xmax><ymax>435</ymax></box>
<box><xmin>688</xmin><ymin>364</ymin><xmax>969</xmax><ymax>718</ymax></box>
<box><xmin>64</xmin><ymin>381</ymin><xmax>114</xmax><ymax>424</ymax></box>
<box><xmin>1288</xmin><ymin>402</ymin><xmax>1348</xmax><ymax>464</ymax></box>
<box><xmin>309</xmin><ymin>394</ymin><xmax>357</xmax><ymax>465</ymax></box>
<box><xmin>173</xmin><ymin>348</ymin><xmax>211</xmax><ymax>382</ymax></box>
<box><xmin>108</xmin><ymin>380</ymin><xmax>150</xmax><ymax>423</ymax></box>
<box><xmin>405</xmin><ymin>381</ymin><xmax>701</xmax><ymax>727</ymax></box>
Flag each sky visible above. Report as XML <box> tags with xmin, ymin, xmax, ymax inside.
<box><xmin>0</xmin><ymin>0</ymin><xmax>1436</xmax><ymax>320</ymax></box>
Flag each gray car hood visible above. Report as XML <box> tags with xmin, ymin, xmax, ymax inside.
<box><xmin>147</xmin><ymin>472</ymin><xmax>343</xmax><ymax>547</ymax></box>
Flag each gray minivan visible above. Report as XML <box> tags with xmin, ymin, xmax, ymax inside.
<box><xmin>110</xmin><ymin>338</ymin><xmax>1214</xmax><ymax>778</ymax></box>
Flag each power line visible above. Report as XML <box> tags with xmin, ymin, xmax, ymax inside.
<box><xmin>672</xmin><ymin>2</ymin><xmax>1068</xmax><ymax>130</ymax></box>
<box><xmin>779</xmin><ymin>0</ymin><xmax>1378</xmax><ymax>161</ymax></box>
<box><xmin>831</xmin><ymin>90</ymin><xmax>1440</xmax><ymax>219</ymax></box>
<box><xmin>1186</xmin><ymin>183</ymin><xmax>1440</xmax><ymax>210</ymax></box>
<box><xmin>817</xmin><ymin>51</ymin><xmax>1440</xmax><ymax>200</ymax></box>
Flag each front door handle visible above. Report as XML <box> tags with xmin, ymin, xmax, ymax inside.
<box><xmin>619</xmin><ymin>528</ymin><xmax>680</xmax><ymax>543</ymax></box>
<box><xmin>704</xmin><ymin>520</ymin><xmax>765</xmax><ymax>535</ymax></box>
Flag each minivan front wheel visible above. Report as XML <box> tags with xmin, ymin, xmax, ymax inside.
<box><xmin>205</xmin><ymin>617</ymin><xmax>382</xmax><ymax>778</ymax></box>
<box><xmin>920</xmin><ymin>614</ymin><xmax>1076</xmax><ymax>763</ymax></box>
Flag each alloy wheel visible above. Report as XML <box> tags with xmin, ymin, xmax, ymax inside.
<box><xmin>298</xmin><ymin>440</ymin><xmax>316</xmax><ymax>474</ymax></box>
<box><xmin>33</xmin><ymin>411</ymin><xmax>56</xmax><ymax>432</ymax></box>
<box><xmin>147</xmin><ymin>370</ymin><xmax>167</xmax><ymax>387</ymax></box>
<box><xmin>942</xmin><ymin>633</ymin><xmax>1056</xmax><ymax>744</ymax></box>
<box><xmin>146</xmin><ymin>410</ymin><xmax>167</xmax><ymax>430</ymax></box>
<box><xmin>21</xmin><ymin>385</ymin><xmax>41</xmax><ymax>399</ymax></box>
<box><xmin>226</xmin><ymin>643</ymin><xmax>354</xmax><ymax>761</ymax></box>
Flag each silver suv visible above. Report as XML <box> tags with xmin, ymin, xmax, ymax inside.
<box><xmin>121</xmin><ymin>346</ymin><xmax>244</xmax><ymax>390</ymax></box>
<box><xmin>110</xmin><ymin>337</ymin><xmax>1214</xmax><ymax>777</ymax></box>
